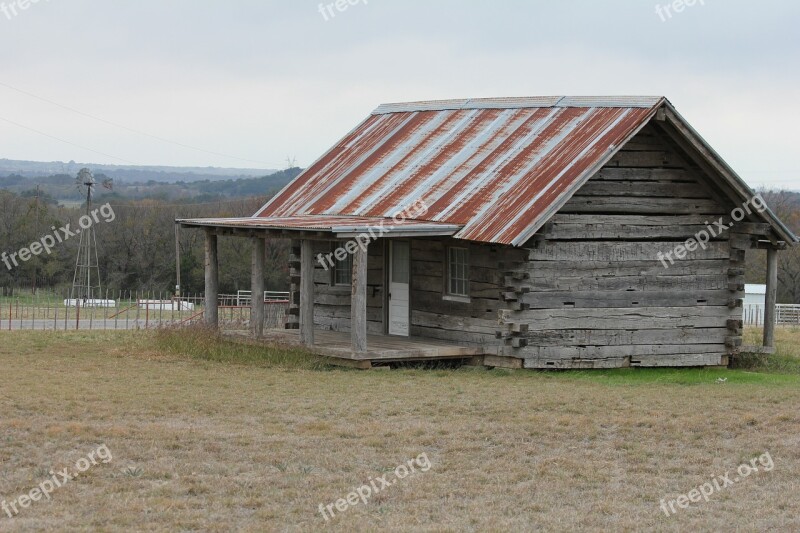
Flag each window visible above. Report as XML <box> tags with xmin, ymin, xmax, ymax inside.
<box><xmin>446</xmin><ymin>246</ymin><xmax>469</xmax><ymax>297</ymax></box>
<box><xmin>333</xmin><ymin>251</ymin><xmax>352</xmax><ymax>286</ymax></box>
<box><xmin>391</xmin><ymin>241</ymin><xmax>410</xmax><ymax>284</ymax></box>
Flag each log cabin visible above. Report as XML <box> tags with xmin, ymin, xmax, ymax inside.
<box><xmin>178</xmin><ymin>96</ymin><xmax>798</xmax><ymax>369</ymax></box>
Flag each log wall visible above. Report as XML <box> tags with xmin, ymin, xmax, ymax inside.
<box><xmin>409</xmin><ymin>239</ymin><xmax>525</xmax><ymax>347</ymax></box>
<box><xmin>502</xmin><ymin>124</ymin><xmax>751</xmax><ymax>368</ymax></box>
<box><xmin>307</xmin><ymin>240</ymin><xmax>386</xmax><ymax>334</ymax></box>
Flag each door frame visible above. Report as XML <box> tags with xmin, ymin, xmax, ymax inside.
<box><xmin>384</xmin><ymin>239</ymin><xmax>411</xmax><ymax>337</ymax></box>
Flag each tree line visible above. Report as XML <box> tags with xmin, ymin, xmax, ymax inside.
<box><xmin>0</xmin><ymin>185</ymin><xmax>798</xmax><ymax>303</ymax></box>
<box><xmin>0</xmin><ymin>191</ymin><xmax>290</xmax><ymax>295</ymax></box>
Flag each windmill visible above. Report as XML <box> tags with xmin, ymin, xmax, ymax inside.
<box><xmin>70</xmin><ymin>168</ymin><xmax>112</xmax><ymax>303</ymax></box>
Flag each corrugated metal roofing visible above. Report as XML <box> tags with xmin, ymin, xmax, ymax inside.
<box><xmin>372</xmin><ymin>96</ymin><xmax>664</xmax><ymax>114</ymax></box>
<box><xmin>178</xmin><ymin>215</ymin><xmax>461</xmax><ymax>235</ymax></box>
<box><xmin>256</xmin><ymin>96</ymin><xmax>664</xmax><ymax>245</ymax></box>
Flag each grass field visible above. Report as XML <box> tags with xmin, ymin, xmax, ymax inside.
<box><xmin>1</xmin><ymin>328</ymin><xmax>799</xmax><ymax>531</ymax></box>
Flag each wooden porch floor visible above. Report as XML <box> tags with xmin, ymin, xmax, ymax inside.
<box><xmin>241</xmin><ymin>328</ymin><xmax>485</xmax><ymax>365</ymax></box>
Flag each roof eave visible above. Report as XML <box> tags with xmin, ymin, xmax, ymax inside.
<box><xmin>332</xmin><ymin>224</ymin><xmax>461</xmax><ymax>239</ymax></box>
<box><xmin>661</xmin><ymin>103</ymin><xmax>799</xmax><ymax>246</ymax></box>
<box><xmin>176</xmin><ymin>218</ymin><xmax>463</xmax><ymax>239</ymax></box>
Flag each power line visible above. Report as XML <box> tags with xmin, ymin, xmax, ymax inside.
<box><xmin>0</xmin><ymin>80</ymin><xmax>280</xmax><ymax>168</ymax></box>
<box><xmin>0</xmin><ymin>115</ymin><xmax>139</xmax><ymax>165</ymax></box>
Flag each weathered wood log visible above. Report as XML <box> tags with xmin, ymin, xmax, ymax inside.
<box><xmin>560</xmin><ymin>196</ymin><xmax>725</xmax><ymax>215</ymax></box>
<box><xmin>517</xmin><ymin>327</ymin><xmax>729</xmax><ymax>346</ymax></box>
<box><xmin>410</xmin><ymin>324</ymin><xmax>496</xmax><ymax>345</ymax></box>
<box><xmin>519</xmin><ymin>343</ymin><xmax>726</xmax><ymax>359</ymax></box>
<box><xmin>517</xmin><ymin>274</ymin><xmax>731</xmax><ymax>293</ymax></box>
<box><xmin>483</xmin><ymin>355</ymin><xmax>523</xmax><ymax>369</ymax></box>
<box><xmin>204</xmin><ymin>229</ymin><xmax>219</xmax><ymax>328</ymax></box>
<box><xmin>528</xmin><ymin>241</ymin><xmax>729</xmax><ymax>262</ymax></box>
<box><xmin>299</xmin><ymin>240</ymin><xmax>315</xmax><ymax>346</ymax></box>
<box><xmin>251</xmin><ymin>237</ymin><xmax>266</xmax><ymax>338</ymax></box>
<box><xmin>591</xmin><ymin>167</ymin><xmax>693</xmax><ymax>182</ymax></box>
<box><xmin>605</xmin><ymin>150</ymin><xmax>682</xmax><ymax>168</ymax></box>
<box><xmin>575</xmin><ymin>181</ymin><xmax>710</xmax><ymax>199</ymax></box>
<box><xmin>521</xmin><ymin>259</ymin><xmax>729</xmax><ymax>278</ymax></box>
<box><xmin>729</xmin><ymin>222</ymin><xmax>771</xmax><ymax>236</ymax></box>
<box><xmin>764</xmin><ymin>248</ymin><xmax>778</xmax><ymax>348</ymax></box>
<box><xmin>728</xmin><ymin>298</ymin><xmax>743</xmax><ymax>309</ymax></box>
<box><xmin>511</xmin><ymin>306</ymin><xmax>736</xmax><ymax>331</ymax></box>
<box><xmin>411</xmin><ymin>310</ymin><xmax>499</xmax><ymax>335</ymax></box>
<box><xmin>545</xmin><ymin>214</ymin><xmax>731</xmax><ymax>240</ymax></box>
<box><xmin>351</xmin><ymin>244</ymin><xmax>368</xmax><ymax>354</ymax></box>
<box><xmin>519</xmin><ymin>289</ymin><xmax>731</xmax><ymax>309</ymax></box>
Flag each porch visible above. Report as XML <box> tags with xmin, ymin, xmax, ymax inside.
<box><xmin>231</xmin><ymin>328</ymin><xmax>486</xmax><ymax>368</ymax></box>
<box><xmin>177</xmin><ymin>214</ymin><xmax>474</xmax><ymax>362</ymax></box>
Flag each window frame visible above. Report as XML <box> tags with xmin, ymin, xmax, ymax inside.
<box><xmin>330</xmin><ymin>244</ymin><xmax>353</xmax><ymax>287</ymax></box>
<box><xmin>444</xmin><ymin>245</ymin><xmax>470</xmax><ymax>301</ymax></box>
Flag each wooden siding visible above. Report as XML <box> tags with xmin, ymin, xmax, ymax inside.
<box><xmin>409</xmin><ymin>239</ymin><xmax>524</xmax><ymax>347</ymax></box>
<box><xmin>286</xmin><ymin>239</ymin><xmax>386</xmax><ymax>334</ymax></box>
<box><xmin>502</xmin><ymin>124</ymin><xmax>747</xmax><ymax>369</ymax></box>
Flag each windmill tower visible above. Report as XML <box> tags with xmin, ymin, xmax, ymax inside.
<box><xmin>70</xmin><ymin>168</ymin><xmax>112</xmax><ymax>303</ymax></box>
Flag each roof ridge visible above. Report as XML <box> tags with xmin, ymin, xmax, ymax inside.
<box><xmin>372</xmin><ymin>96</ymin><xmax>665</xmax><ymax>115</ymax></box>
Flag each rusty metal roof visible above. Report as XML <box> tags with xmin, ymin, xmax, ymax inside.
<box><xmin>177</xmin><ymin>215</ymin><xmax>462</xmax><ymax>237</ymax></box>
<box><xmin>372</xmin><ymin>96</ymin><xmax>664</xmax><ymax>114</ymax></box>
<box><xmin>255</xmin><ymin>96</ymin><xmax>665</xmax><ymax>246</ymax></box>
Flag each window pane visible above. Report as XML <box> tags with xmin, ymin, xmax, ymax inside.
<box><xmin>446</xmin><ymin>246</ymin><xmax>469</xmax><ymax>297</ymax></box>
<box><xmin>334</xmin><ymin>253</ymin><xmax>352</xmax><ymax>285</ymax></box>
<box><xmin>392</xmin><ymin>242</ymin><xmax>410</xmax><ymax>284</ymax></box>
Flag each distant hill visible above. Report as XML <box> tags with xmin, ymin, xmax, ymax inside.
<box><xmin>0</xmin><ymin>158</ymin><xmax>277</xmax><ymax>183</ymax></box>
<box><xmin>0</xmin><ymin>167</ymin><xmax>303</xmax><ymax>204</ymax></box>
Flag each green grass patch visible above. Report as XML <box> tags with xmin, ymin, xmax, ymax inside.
<box><xmin>154</xmin><ymin>325</ymin><xmax>328</xmax><ymax>371</ymax></box>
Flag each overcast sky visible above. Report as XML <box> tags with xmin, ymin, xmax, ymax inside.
<box><xmin>0</xmin><ymin>0</ymin><xmax>797</xmax><ymax>188</ymax></box>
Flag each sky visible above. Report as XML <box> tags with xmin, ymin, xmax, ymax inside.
<box><xmin>0</xmin><ymin>0</ymin><xmax>797</xmax><ymax>189</ymax></box>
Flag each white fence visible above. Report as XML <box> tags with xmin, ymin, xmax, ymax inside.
<box><xmin>743</xmin><ymin>304</ymin><xmax>800</xmax><ymax>326</ymax></box>
<box><xmin>136</xmin><ymin>299</ymin><xmax>196</xmax><ymax>311</ymax></box>
<box><xmin>234</xmin><ymin>290</ymin><xmax>291</xmax><ymax>307</ymax></box>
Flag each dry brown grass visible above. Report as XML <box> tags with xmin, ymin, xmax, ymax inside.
<box><xmin>1</xmin><ymin>330</ymin><xmax>799</xmax><ymax>532</ymax></box>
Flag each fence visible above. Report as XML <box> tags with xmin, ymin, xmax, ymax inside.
<box><xmin>0</xmin><ymin>288</ymin><xmax>289</xmax><ymax>331</ymax></box>
<box><xmin>743</xmin><ymin>304</ymin><xmax>800</xmax><ymax>326</ymax></box>
<box><xmin>234</xmin><ymin>290</ymin><xmax>291</xmax><ymax>307</ymax></box>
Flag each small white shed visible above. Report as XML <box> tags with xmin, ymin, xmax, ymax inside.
<box><xmin>744</xmin><ymin>284</ymin><xmax>767</xmax><ymax>324</ymax></box>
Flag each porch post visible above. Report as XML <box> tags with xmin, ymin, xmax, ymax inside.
<box><xmin>204</xmin><ymin>228</ymin><xmax>219</xmax><ymax>328</ymax></box>
<box><xmin>299</xmin><ymin>239</ymin><xmax>315</xmax><ymax>346</ymax></box>
<box><xmin>251</xmin><ymin>236</ymin><xmax>265</xmax><ymax>338</ymax></box>
<box><xmin>351</xmin><ymin>242</ymin><xmax>368</xmax><ymax>354</ymax></box>
<box><xmin>763</xmin><ymin>247</ymin><xmax>778</xmax><ymax>348</ymax></box>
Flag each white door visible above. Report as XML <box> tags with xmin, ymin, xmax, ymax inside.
<box><xmin>388</xmin><ymin>241</ymin><xmax>410</xmax><ymax>336</ymax></box>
